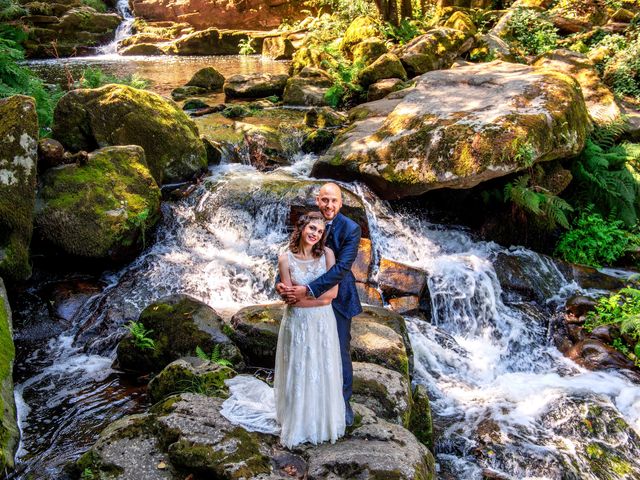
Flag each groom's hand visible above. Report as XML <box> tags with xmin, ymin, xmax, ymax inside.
<box><xmin>283</xmin><ymin>285</ymin><xmax>308</xmax><ymax>304</ymax></box>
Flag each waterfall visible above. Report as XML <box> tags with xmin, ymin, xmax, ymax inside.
<box><xmin>10</xmin><ymin>155</ymin><xmax>640</xmax><ymax>479</ymax></box>
<box><xmin>100</xmin><ymin>0</ymin><xmax>135</xmax><ymax>55</ymax></box>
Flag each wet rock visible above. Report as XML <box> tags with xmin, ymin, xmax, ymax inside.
<box><xmin>262</xmin><ymin>35</ymin><xmax>296</xmax><ymax>60</ymax></box>
<box><xmin>224</xmin><ymin>73</ymin><xmax>289</xmax><ymax>100</ymax></box>
<box><xmin>229</xmin><ymin>303</ymin><xmax>282</xmax><ymax>367</ymax></box>
<box><xmin>53</xmin><ymin>84</ymin><xmax>207</xmax><ymax>185</ymax></box>
<box><xmin>303</xmin><ymin>107</ymin><xmax>347</xmax><ymax>128</ymax></box>
<box><xmin>563</xmin><ymin>263</ymin><xmax>626</xmax><ymax>291</ymax></box>
<box><xmin>148</xmin><ymin>357</ymin><xmax>236</xmax><ymax>402</ymax></box>
<box><xmin>352</xmin><ymin>238</ymin><xmax>372</xmax><ymax>283</ymax></box>
<box><xmin>182</xmin><ymin>99</ymin><xmax>210</xmax><ymax>111</ymax></box>
<box><xmin>116</xmin><ymin>294</ymin><xmax>243</xmax><ymax>373</ymax></box>
<box><xmin>313</xmin><ymin>61</ymin><xmax>590</xmax><ymax>200</ymax></box>
<box><xmin>408</xmin><ymin>384</ymin><xmax>433</xmax><ymax>450</ymax></box>
<box><xmin>352</xmin><ymin>37</ymin><xmax>388</xmax><ymax>66</ymax></box>
<box><xmin>590</xmin><ymin>325</ymin><xmax>617</xmax><ymax>344</ymax></box>
<box><xmin>356</xmin><ymin>282</ymin><xmax>384</xmax><ymax>306</ymax></box>
<box><xmin>367</xmin><ymin>77</ymin><xmax>405</xmax><ymax>102</ymax></box>
<box><xmin>566</xmin><ymin>338</ymin><xmax>637</xmax><ymax>372</ymax></box>
<box><xmin>170</xmin><ymin>85</ymin><xmax>207</xmax><ymax>101</ymax></box>
<box><xmin>388</xmin><ymin>295</ymin><xmax>421</xmax><ymax>315</ymax></box>
<box><xmin>202</xmin><ymin>137</ymin><xmax>222</xmax><ymax>165</ymax></box>
<box><xmin>534</xmin><ymin>49</ymin><xmax>621</xmax><ymax>127</ymax></box>
<box><xmin>37</xmin><ymin>138</ymin><xmax>65</xmax><ymax>170</ymax></box>
<box><xmin>352</xmin><ymin>361</ymin><xmax>411</xmax><ymax>426</ymax></box>
<box><xmin>306</xmin><ymin>404</ymin><xmax>435</xmax><ymax>479</ymax></box>
<box><xmin>35</xmin><ymin>145</ymin><xmax>161</xmax><ymax>262</ymax></box>
<box><xmin>186</xmin><ymin>66</ymin><xmax>225</xmax><ymax>91</ymax></box>
<box><xmin>119</xmin><ymin>43</ymin><xmax>165</xmax><ymax>55</ymax></box>
<box><xmin>395</xmin><ymin>27</ymin><xmax>474</xmax><ymax>78</ymax></box>
<box><xmin>301</xmin><ymin>129</ymin><xmax>334</xmax><ymax>154</ymax></box>
<box><xmin>565</xmin><ymin>295</ymin><xmax>597</xmax><ymax>318</ymax></box>
<box><xmin>283</xmin><ymin>67</ymin><xmax>333</xmax><ymax>106</ymax></box>
<box><xmin>340</xmin><ymin>16</ymin><xmax>381</xmax><ymax>56</ymax></box>
<box><xmin>356</xmin><ymin>53</ymin><xmax>407</xmax><ymax>88</ymax></box>
<box><xmin>0</xmin><ymin>278</ymin><xmax>17</xmax><ymax>472</ymax></box>
<box><xmin>0</xmin><ymin>95</ymin><xmax>38</xmax><ymax>281</ymax></box>
<box><xmin>168</xmin><ymin>28</ymin><xmax>251</xmax><ymax>55</ymax></box>
<box><xmin>378</xmin><ymin>258</ymin><xmax>427</xmax><ymax>297</ymax></box>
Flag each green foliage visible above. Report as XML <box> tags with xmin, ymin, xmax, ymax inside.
<box><xmin>381</xmin><ymin>18</ymin><xmax>422</xmax><ymax>45</ymax></box>
<box><xmin>125</xmin><ymin>208</ymin><xmax>150</xmax><ymax>248</ymax></box>
<box><xmin>605</xmin><ymin>36</ymin><xmax>640</xmax><ymax>100</ymax></box>
<box><xmin>79</xmin><ymin>67</ymin><xmax>149</xmax><ymax>90</ymax></box>
<box><xmin>238</xmin><ymin>38</ymin><xmax>256</xmax><ymax>55</ymax></box>
<box><xmin>0</xmin><ymin>25</ymin><xmax>63</xmax><ymax>131</ymax></box>
<box><xmin>571</xmin><ymin>138</ymin><xmax>640</xmax><ymax>227</ymax></box>
<box><xmin>81</xmin><ymin>0</ymin><xmax>107</xmax><ymax>12</ymax></box>
<box><xmin>265</xmin><ymin>95</ymin><xmax>279</xmax><ymax>103</ymax></box>
<box><xmin>555</xmin><ymin>211</ymin><xmax>637</xmax><ymax>267</ymax></box>
<box><xmin>81</xmin><ymin>468</ymin><xmax>95</xmax><ymax>480</ymax></box>
<box><xmin>584</xmin><ymin>286</ymin><xmax>640</xmax><ymax>365</ymax></box>
<box><xmin>176</xmin><ymin>375</ymin><xmax>225</xmax><ymax>397</ymax></box>
<box><xmin>506</xmin><ymin>8</ymin><xmax>559</xmax><ymax>55</ymax></box>
<box><xmin>0</xmin><ymin>0</ymin><xmax>26</xmax><ymax>20</ymax></box>
<box><xmin>321</xmin><ymin>44</ymin><xmax>365</xmax><ymax>107</ymax></box>
<box><xmin>504</xmin><ymin>174</ymin><xmax>573</xmax><ymax>229</ymax></box>
<box><xmin>125</xmin><ymin>321</ymin><xmax>156</xmax><ymax>351</ymax></box>
<box><xmin>195</xmin><ymin>345</ymin><xmax>234</xmax><ymax>367</ymax></box>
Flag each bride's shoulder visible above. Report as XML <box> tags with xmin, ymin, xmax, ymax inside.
<box><xmin>323</xmin><ymin>246</ymin><xmax>335</xmax><ymax>261</ymax></box>
<box><xmin>279</xmin><ymin>250</ymin><xmax>291</xmax><ymax>263</ymax></box>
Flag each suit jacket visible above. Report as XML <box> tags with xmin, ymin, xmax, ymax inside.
<box><xmin>308</xmin><ymin>212</ymin><xmax>363</xmax><ymax>319</ymax></box>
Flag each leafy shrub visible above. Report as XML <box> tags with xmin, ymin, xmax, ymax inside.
<box><xmin>0</xmin><ymin>26</ymin><xmax>63</xmax><ymax>131</ymax></box>
<box><xmin>238</xmin><ymin>38</ymin><xmax>256</xmax><ymax>55</ymax></box>
<box><xmin>81</xmin><ymin>0</ymin><xmax>107</xmax><ymax>12</ymax></box>
<box><xmin>381</xmin><ymin>18</ymin><xmax>423</xmax><ymax>45</ymax></box>
<box><xmin>603</xmin><ymin>36</ymin><xmax>640</xmax><ymax>100</ymax></box>
<box><xmin>0</xmin><ymin>0</ymin><xmax>26</xmax><ymax>21</ymax></box>
<box><xmin>555</xmin><ymin>211</ymin><xmax>637</xmax><ymax>267</ymax></box>
<box><xmin>320</xmin><ymin>44</ymin><xmax>365</xmax><ymax>107</ymax></box>
<box><xmin>125</xmin><ymin>321</ymin><xmax>156</xmax><ymax>351</ymax></box>
<box><xmin>79</xmin><ymin>67</ymin><xmax>149</xmax><ymax>89</ymax></box>
<box><xmin>506</xmin><ymin>8</ymin><xmax>559</xmax><ymax>55</ymax></box>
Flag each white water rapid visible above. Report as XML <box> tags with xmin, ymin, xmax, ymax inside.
<box><xmin>10</xmin><ymin>149</ymin><xmax>640</xmax><ymax>479</ymax></box>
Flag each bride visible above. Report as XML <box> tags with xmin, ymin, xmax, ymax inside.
<box><xmin>220</xmin><ymin>211</ymin><xmax>346</xmax><ymax>448</ymax></box>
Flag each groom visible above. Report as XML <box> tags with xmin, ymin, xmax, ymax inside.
<box><xmin>277</xmin><ymin>182</ymin><xmax>363</xmax><ymax>426</ymax></box>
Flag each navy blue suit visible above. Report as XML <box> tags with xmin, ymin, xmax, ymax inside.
<box><xmin>308</xmin><ymin>212</ymin><xmax>363</xmax><ymax>411</ymax></box>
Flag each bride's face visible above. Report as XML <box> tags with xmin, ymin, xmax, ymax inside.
<box><xmin>300</xmin><ymin>220</ymin><xmax>325</xmax><ymax>247</ymax></box>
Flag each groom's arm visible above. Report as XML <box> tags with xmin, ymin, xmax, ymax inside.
<box><xmin>307</xmin><ymin>223</ymin><xmax>361</xmax><ymax>298</ymax></box>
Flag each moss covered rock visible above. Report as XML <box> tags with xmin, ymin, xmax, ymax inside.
<box><xmin>443</xmin><ymin>10</ymin><xmax>477</xmax><ymax>35</ymax></box>
<box><xmin>396</xmin><ymin>27</ymin><xmax>474</xmax><ymax>78</ymax></box>
<box><xmin>229</xmin><ymin>303</ymin><xmax>282</xmax><ymax>367</ymax></box>
<box><xmin>290</xmin><ymin>45</ymin><xmax>336</xmax><ymax>76</ymax></box>
<box><xmin>117</xmin><ymin>294</ymin><xmax>243</xmax><ymax>373</ymax></box>
<box><xmin>283</xmin><ymin>67</ymin><xmax>333</xmax><ymax>106</ymax></box>
<box><xmin>301</xmin><ymin>128</ymin><xmax>335</xmax><ymax>153</ymax></box>
<box><xmin>356</xmin><ymin>53</ymin><xmax>407</xmax><ymax>88</ymax></box>
<box><xmin>340</xmin><ymin>16</ymin><xmax>381</xmax><ymax>56</ymax></box>
<box><xmin>35</xmin><ymin>145</ymin><xmax>161</xmax><ymax>261</ymax></box>
<box><xmin>304</xmin><ymin>106</ymin><xmax>347</xmax><ymax>128</ymax></box>
<box><xmin>168</xmin><ymin>28</ymin><xmax>248</xmax><ymax>55</ymax></box>
<box><xmin>148</xmin><ymin>357</ymin><xmax>236</xmax><ymax>402</ymax></box>
<box><xmin>186</xmin><ymin>66</ymin><xmax>225</xmax><ymax>91</ymax></box>
<box><xmin>52</xmin><ymin>84</ymin><xmax>207</xmax><ymax>185</ymax></box>
<box><xmin>224</xmin><ymin>73</ymin><xmax>289</xmax><ymax>100</ymax></box>
<box><xmin>0</xmin><ymin>278</ymin><xmax>17</xmax><ymax>473</ymax></box>
<box><xmin>312</xmin><ymin>61</ymin><xmax>591</xmax><ymax>199</ymax></box>
<box><xmin>170</xmin><ymin>85</ymin><xmax>208</xmax><ymax>101</ymax></box>
<box><xmin>534</xmin><ymin>49</ymin><xmax>621</xmax><ymax>127</ymax></box>
<box><xmin>367</xmin><ymin>77</ymin><xmax>405</xmax><ymax>102</ymax></box>
<box><xmin>0</xmin><ymin>95</ymin><xmax>38</xmax><ymax>282</ymax></box>
<box><xmin>352</xmin><ymin>37</ymin><xmax>388</xmax><ymax>66</ymax></box>
<box><xmin>409</xmin><ymin>384</ymin><xmax>433</xmax><ymax>450</ymax></box>
<box><xmin>119</xmin><ymin>43</ymin><xmax>165</xmax><ymax>55</ymax></box>
<box><xmin>352</xmin><ymin>361</ymin><xmax>411</xmax><ymax>426</ymax></box>
<box><xmin>262</xmin><ymin>35</ymin><xmax>296</xmax><ymax>60</ymax></box>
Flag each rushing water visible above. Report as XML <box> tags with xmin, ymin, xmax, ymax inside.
<box><xmin>8</xmin><ymin>130</ymin><xmax>640</xmax><ymax>478</ymax></box>
<box><xmin>99</xmin><ymin>0</ymin><xmax>135</xmax><ymax>54</ymax></box>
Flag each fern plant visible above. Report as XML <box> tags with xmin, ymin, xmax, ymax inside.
<box><xmin>238</xmin><ymin>38</ymin><xmax>256</xmax><ymax>55</ymax></box>
<box><xmin>504</xmin><ymin>174</ymin><xmax>573</xmax><ymax>229</ymax></box>
<box><xmin>125</xmin><ymin>321</ymin><xmax>156</xmax><ymax>351</ymax></box>
<box><xmin>195</xmin><ymin>345</ymin><xmax>233</xmax><ymax>367</ymax></box>
<box><xmin>79</xmin><ymin>67</ymin><xmax>149</xmax><ymax>89</ymax></box>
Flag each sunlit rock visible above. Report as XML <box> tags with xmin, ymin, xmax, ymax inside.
<box><xmin>52</xmin><ymin>84</ymin><xmax>207</xmax><ymax>185</ymax></box>
<box><xmin>0</xmin><ymin>95</ymin><xmax>38</xmax><ymax>281</ymax></box>
<box><xmin>283</xmin><ymin>67</ymin><xmax>333</xmax><ymax>106</ymax></box>
<box><xmin>224</xmin><ymin>73</ymin><xmax>289</xmax><ymax>100</ymax></box>
<box><xmin>312</xmin><ymin>61</ymin><xmax>591</xmax><ymax>199</ymax></box>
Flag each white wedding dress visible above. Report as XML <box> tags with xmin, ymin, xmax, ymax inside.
<box><xmin>220</xmin><ymin>251</ymin><xmax>346</xmax><ymax>448</ymax></box>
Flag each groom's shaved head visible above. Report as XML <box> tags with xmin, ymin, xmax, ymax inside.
<box><xmin>316</xmin><ymin>183</ymin><xmax>343</xmax><ymax>221</ymax></box>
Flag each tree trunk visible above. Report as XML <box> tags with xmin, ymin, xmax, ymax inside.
<box><xmin>400</xmin><ymin>0</ymin><xmax>413</xmax><ymax>20</ymax></box>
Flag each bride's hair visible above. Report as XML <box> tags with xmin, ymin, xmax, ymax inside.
<box><xmin>289</xmin><ymin>212</ymin><xmax>326</xmax><ymax>258</ymax></box>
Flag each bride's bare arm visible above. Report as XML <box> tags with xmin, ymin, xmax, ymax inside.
<box><xmin>278</xmin><ymin>254</ymin><xmax>294</xmax><ymax>288</ymax></box>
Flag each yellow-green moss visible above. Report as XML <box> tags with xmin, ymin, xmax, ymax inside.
<box><xmin>0</xmin><ymin>294</ymin><xmax>17</xmax><ymax>471</ymax></box>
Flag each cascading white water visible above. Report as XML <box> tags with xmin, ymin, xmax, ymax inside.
<box><xmin>99</xmin><ymin>0</ymin><xmax>135</xmax><ymax>55</ymax></box>
<box><xmin>11</xmin><ymin>155</ymin><xmax>640</xmax><ymax>478</ymax></box>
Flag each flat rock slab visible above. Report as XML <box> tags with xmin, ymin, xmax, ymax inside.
<box><xmin>312</xmin><ymin>61</ymin><xmax>591</xmax><ymax>199</ymax></box>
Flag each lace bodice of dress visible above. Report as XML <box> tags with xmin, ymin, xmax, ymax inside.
<box><xmin>288</xmin><ymin>251</ymin><xmax>326</xmax><ymax>286</ymax></box>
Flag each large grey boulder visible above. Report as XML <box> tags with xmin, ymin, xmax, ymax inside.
<box><xmin>312</xmin><ymin>61</ymin><xmax>591</xmax><ymax>200</ymax></box>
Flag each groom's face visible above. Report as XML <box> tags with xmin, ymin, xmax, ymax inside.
<box><xmin>316</xmin><ymin>184</ymin><xmax>343</xmax><ymax>221</ymax></box>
